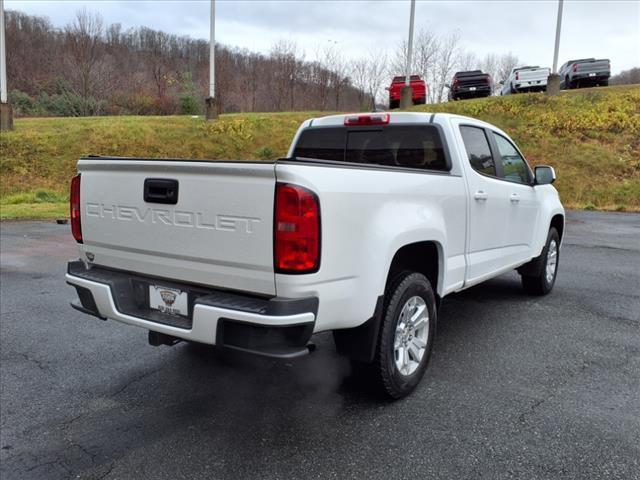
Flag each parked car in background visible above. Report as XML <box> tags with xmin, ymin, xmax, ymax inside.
<box><xmin>447</xmin><ymin>71</ymin><xmax>492</xmax><ymax>101</ymax></box>
<box><xmin>500</xmin><ymin>66</ymin><xmax>550</xmax><ymax>95</ymax></box>
<box><xmin>66</xmin><ymin>111</ymin><xmax>564</xmax><ymax>399</ymax></box>
<box><xmin>387</xmin><ymin>75</ymin><xmax>427</xmax><ymax>109</ymax></box>
<box><xmin>559</xmin><ymin>58</ymin><xmax>611</xmax><ymax>89</ymax></box>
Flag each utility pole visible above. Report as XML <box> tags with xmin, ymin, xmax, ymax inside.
<box><xmin>0</xmin><ymin>0</ymin><xmax>13</xmax><ymax>131</ymax></box>
<box><xmin>547</xmin><ymin>0</ymin><xmax>564</xmax><ymax>96</ymax></box>
<box><xmin>205</xmin><ymin>0</ymin><xmax>218</xmax><ymax>120</ymax></box>
<box><xmin>399</xmin><ymin>0</ymin><xmax>416</xmax><ymax>109</ymax></box>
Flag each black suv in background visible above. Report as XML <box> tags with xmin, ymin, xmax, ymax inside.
<box><xmin>559</xmin><ymin>58</ymin><xmax>610</xmax><ymax>89</ymax></box>
<box><xmin>447</xmin><ymin>71</ymin><xmax>493</xmax><ymax>101</ymax></box>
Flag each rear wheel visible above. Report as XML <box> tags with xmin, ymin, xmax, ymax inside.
<box><xmin>521</xmin><ymin>228</ymin><xmax>560</xmax><ymax>295</ymax></box>
<box><xmin>389</xmin><ymin>100</ymin><xmax>399</xmax><ymax>109</ymax></box>
<box><xmin>372</xmin><ymin>272</ymin><xmax>437</xmax><ymax>399</ymax></box>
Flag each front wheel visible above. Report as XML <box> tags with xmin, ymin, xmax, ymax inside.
<box><xmin>373</xmin><ymin>272</ymin><xmax>437</xmax><ymax>399</ymax></box>
<box><xmin>521</xmin><ymin>227</ymin><xmax>560</xmax><ymax>295</ymax></box>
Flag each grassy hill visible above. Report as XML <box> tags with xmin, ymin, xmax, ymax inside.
<box><xmin>1</xmin><ymin>85</ymin><xmax>639</xmax><ymax>219</ymax></box>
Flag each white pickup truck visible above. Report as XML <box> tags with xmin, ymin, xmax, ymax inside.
<box><xmin>66</xmin><ymin>112</ymin><xmax>564</xmax><ymax>398</ymax></box>
<box><xmin>500</xmin><ymin>66</ymin><xmax>551</xmax><ymax>95</ymax></box>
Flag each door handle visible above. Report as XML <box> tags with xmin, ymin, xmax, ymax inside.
<box><xmin>474</xmin><ymin>190</ymin><xmax>488</xmax><ymax>201</ymax></box>
<box><xmin>510</xmin><ymin>193</ymin><xmax>520</xmax><ymax>204</ymax></box>
<box><xmin>144</xmin><ymin>178</ymin><xmax>179</xmax><ymax>204</ymax></box>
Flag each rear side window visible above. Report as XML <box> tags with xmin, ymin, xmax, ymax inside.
<box><xmin>293</xmin><ymin>125</ymin><xmax>448</xmax><ymax>172</ymax></box>
<box><xmin>292</xmin><ymin>128</ymin><xmax>345</xmax><ymax>161</ymax></box>
<box><xmin>459</xmin><ymin>126</ymin><xmax>496</xmax><ymax>176</ymax></box>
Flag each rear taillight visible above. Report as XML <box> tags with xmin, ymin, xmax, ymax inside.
<box><xmin>70</xmin><ymin>174</ymin><xmax>82</xmax><ymax>243</ymax></box>
<box><xmin>515</xmin><ymin>72</ymin><xmax>519</xmax><ymax>81</ymax></box>
<box><xmin>344</xmin><ymin>113</ymin><xmax>390</xmax><ymax>126</ymax></box>
<box><xmin>274</xmin><ymin>183</ymin><xmax>320</xmax><ymax>273</ymax></box>
<box><xmin>572</xmin><ymin>63</ymin><xmax>577</xmax><ymax>72</ymax></box>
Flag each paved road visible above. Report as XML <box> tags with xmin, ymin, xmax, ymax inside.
<box><xmin>1</xmin><ymin>211</ymin><xmax>639</xmax><ymax>480</ymax></box>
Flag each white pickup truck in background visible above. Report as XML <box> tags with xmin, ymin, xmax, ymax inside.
<box><xmin>500</xmin><ymin>66</ymin><xmax>551</xmax><ymax>95</ymax></box>
<box><xmin>66</xmin><ymin>112</ymin><xmax>564</xmax><ymax>398</ymax></box>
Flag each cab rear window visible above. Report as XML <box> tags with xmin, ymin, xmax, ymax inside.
<box><xmin>292</xmin><ymin>125</ymin><xmax>449</xmax><ymax>172</ymax></box>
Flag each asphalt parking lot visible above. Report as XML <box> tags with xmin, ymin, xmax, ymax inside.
<box><xmin>1</xmin><ymin>210</ymin><xmax>639</xmax><ymax>480</ymax></box>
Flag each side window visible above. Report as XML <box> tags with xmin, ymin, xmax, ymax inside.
<box><xmin>459</xmin><ymin>126</ymin><xmax>496</xmax><ymax>176</ymax></box>
<box><xmin>492</xmin><ymin>133</ymin><xmax>530</xmax><ymax>184</ymax></box>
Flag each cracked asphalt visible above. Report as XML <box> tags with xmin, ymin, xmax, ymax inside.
<box><xmin>1</xmin><ymin>210</ymin><xmax>639</xmax><ymax>480</ymax></box>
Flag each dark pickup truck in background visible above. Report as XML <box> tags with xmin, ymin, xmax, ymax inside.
<box><xmin>447</xmin><ymin>70</ymin><xmax>493</xmax><ymax>101</ymax></box>
<box><xmin>387</xmin><ymin>75</ymin><xmax>427</xmax><ymax>109</ymax></box>
<box><xmin>559</xmin><ymin>58</ymin><xmax>611</xmax><ymax>89</ymax></box>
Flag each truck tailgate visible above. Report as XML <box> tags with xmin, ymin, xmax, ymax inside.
<box><xmin>517</xmin><ymin>68</ymin><xmax>549</xmax><ymax>82</ymax></box>
<box><xmin>576</xmin><ymin>59</ymin><xmax>609</xmax><ymax>74</ymax></box>
<box><xmin>77</xmin><ymin>158</ymin><xmax>276</xmax><ymax>296</ymax></box>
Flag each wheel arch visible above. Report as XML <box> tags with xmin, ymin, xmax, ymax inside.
<box><xmin>333</xmin><ymin>239</ymin><xmax>444</xmax><ymax>363</ymax></box>
<box><xmin>385</xmin><ymin>241</ymin><xmax>443</xmax><ymax>303</ymax></box>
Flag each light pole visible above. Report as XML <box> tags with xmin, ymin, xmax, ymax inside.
<box><xmin>547</xmin><ymin>0</ymin><xmax>564</xmax><ymax>96</ymax></box>
<box><xmin>0</xmin><ymin>0</ymin><xmax>13</xmax><ymax>131</ymax></box>
<box><xmin>205</xmin><ymin>0</ymin><xmax>218</xmax><ymax>120</ymax></box>
<box><xmin>399</xmin><ymin>0</ymin><xmax>416</xmax><ymax>109</ymax></box>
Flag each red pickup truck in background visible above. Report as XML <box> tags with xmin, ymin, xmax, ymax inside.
<box><xmin>387</xmin><ymin>75</ymin><xmax>427</xmax><ymax>109</ymax></box>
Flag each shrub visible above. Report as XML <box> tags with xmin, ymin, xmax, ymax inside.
<box><xmin>255</xmin><ymin>146</ymin><xmax>275</xmax><ymax>159</ymax></box>
<box><xmin>179</xmin><ymin>93</ymin><xmax>202</xmax><ymax>115</ymax></box>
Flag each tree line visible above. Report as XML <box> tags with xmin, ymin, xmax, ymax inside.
<box><xmin>5</xmin><ymin>9</ymin><xmax>637</xmax><ymax>117</ymax></box>
<box><xmin>5</xmin><ymin>9</ymin><xmax>368</xmax><ymax>116</ymax></box>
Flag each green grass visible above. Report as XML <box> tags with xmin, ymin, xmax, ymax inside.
<box><xmin>1</xmin><ymin>86</ymin><xmax>639</xmax><ymax>220</ymax></box>
<box><xmin>0</xmin><ymin>202</ymin><xmax>68</xmax><ymax>220</ymax></box>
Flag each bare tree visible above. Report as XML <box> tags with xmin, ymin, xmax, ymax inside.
<box><xmin>457</xmin><ymin>50</ymin><xmax>477</xmax><ymax>72</ymax></box>
<box><xmin>479</xmin><ymin>53</ymin><xmax>500</xmax><ymax>94</ymax></box>
<box><xmin>350</xmin><ymin>58</ymin><xmax>370</xmax><ymax>109</ymax></box>
<box><xmin>434</xmin><ymin>32</ymin><xmax>460</xmax><ymax>103</ymax></box>
<box><xmin>498</xmin><ymin>52</ymin><xmax>520</xmax><ymax>85</ymax></box>
<box><xmin>610</xmin><ymin>67</ymin><xmax>640</xmax><ymax>85</ymax></box>
<box><xmin>365</xmin><ymin>50</ymin><xmax>388</xmax><ymax>109</ymax></box>
<box><xmin>64</xmin><ymin>8</ymin><xmax>104</xmax><ymax>114</ymax></box>
<box><xmin>269</xmin><ymin>40</ymin><xmax>300</xmax><ymax>111</ymax></box>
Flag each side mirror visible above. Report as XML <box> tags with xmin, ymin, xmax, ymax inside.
<box><xmin>445</xmin><ymin>84</ymin><xmax>451</xmax><ymax>89</ymax></box>
<box><xmin>499</xmin><ymin>80</ymin><xmax>505</xmax><ymax>85</ymax></box>
<box><xmin>535</xmin><ymin>165</ymin><xmax>556</xmax><ymax>185</ymax></box>
<box><xmin>384</xmin><ymin>87</ymin><xmax>390</xmax><ymax>91</ymax></box>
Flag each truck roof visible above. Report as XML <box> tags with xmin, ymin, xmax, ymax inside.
<box><xmin>454</xmin><ymin>70</ymin><xmax>486</xmax><ymax>77</ymax></box>
<box><xmin>391</xmin><ymin>75</ymin><xmax>422</xmax><ymax>82</ymax></box>
<box><xmin>301</xmin><ymin>111</ymin><xmax>500</xmax><ymax>131</ymax></box>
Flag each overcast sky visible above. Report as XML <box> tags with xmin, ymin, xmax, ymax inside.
<box><xmin>6</xmin><ymin>0</ymin><xmax>640</xmax><ymax>74</ymax></box>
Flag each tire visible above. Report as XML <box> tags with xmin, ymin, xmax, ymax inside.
<box><xmin>389</xmin><ymin>100</ymin><xmax>399</xmax><ymax>109</ymax></box>
<box><xmin>521</xmin><ymin>227</ymin><xmax>560</xmax><ymax>295</ymax></box>
<box><xmin>600</xmin><ymin>80</ymin><xmax>609</xmax><ymax>87</ymax></box>
<box><xmin>372</xmin><ymin>272</ymin><xmax>437</xmax><ymax>399</ymax></box>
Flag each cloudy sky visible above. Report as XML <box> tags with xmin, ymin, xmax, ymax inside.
<box><xmin>6</xmin><ymin>0</ymin><xmax>640</xmax><ymax>74</ymax></box>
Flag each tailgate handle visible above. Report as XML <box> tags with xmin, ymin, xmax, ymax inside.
<box><xmin>144</xmin><ymin>178</ymin><xmax>179</xmax><ymax>204</ymax></box>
